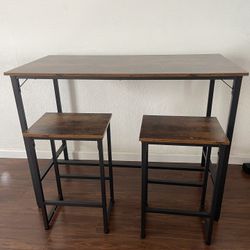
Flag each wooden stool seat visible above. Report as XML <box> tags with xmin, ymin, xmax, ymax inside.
<box><xmin>23</xmin><ymin>113</ymin><xmax>112</xmax><ymax>140</ymax></box>
<box><xmin>139</xmin><ymin>115</ymin><xmax>229</xmax><ymax>146</ymax></box>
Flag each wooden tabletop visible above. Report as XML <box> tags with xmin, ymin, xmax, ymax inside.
<box><xmin>139</xmin><ymin>115</ymin><xmax>229</xmax><ymax>146</ymax></box>
<box><xmin>4</xmin><ymin>54</ymin><xmax>248</xmax><ymax>80</ymax></box>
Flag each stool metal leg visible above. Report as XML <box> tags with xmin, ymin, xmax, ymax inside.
<box><xmin>50</xmin><ymin>140</ymin><xmax>64</xmax><ymax>200</ymax></box>
<box><xmin>200</xmin><ymin>147</ymin><xmax>211</xmax><ymax>210</ymax></box>
<box><xmin>141</xmin><ymin>143</ymin><xmax>148</xmax><ymax>238</ymax></box>
<box><xmin>27</xmin><ymin>138</ymin><xmax>49</xmax><ymax>229</ymax></box>
<box><xmin>205</xmin><ymin>146</ymin><xmax>225</xmax><ymax>245</ymax></box>
<box><xmin>107</xmin><ymin>125</ymin><xmax>114</xmax><ymax>203</ymax></box>
<box><xmin>98</xmin><ymin>140</ymin><xmax>109</xmax><ymax>234</ymax></box>
<box><xmin>215</xmin><ymin>77</ymin><xmax>242</xmax><ymax>220</ymax></box>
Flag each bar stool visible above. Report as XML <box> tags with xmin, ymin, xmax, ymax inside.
<box><xmin>23</xmin><ymin>112</ymin><xmax>114</xmax><ymax>233</ymax></box>
<box><xmin>139</xmin><ymin>115</ymin><xmax>229</xmax><ymax>244</ymax></box>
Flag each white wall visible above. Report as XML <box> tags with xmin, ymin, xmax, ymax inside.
<box><xmin>0</xmin><ymin>0</ymin><xmax>250</xmax><ymax>164</ymax></box>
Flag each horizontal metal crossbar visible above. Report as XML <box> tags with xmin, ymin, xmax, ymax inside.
<box><xmin>148</xmin><ymin>179</ymin><xmax>203</xmax><ymax>187</ymax></box>
<box><xmin>57</xmin><ymin>159</ymin><xmax>204</xmax><ymax>171</ymax></box>
<box><xmin>45</xmin><ymin>200</ymin><xmax>102</xmax><ymax>208</ymax></box>
<box><xmin>58</xmin><ymin>159</ymin><xmax>105</xmax><ymax>166</ymax></box>
<box><xmin>146</xmin><ymin>207</ymin><xmax>210</xmax><ymax>217</ymax></box>
<box><xmin>149</xmin><ymin>165</ymin><xmax>204</xmax><ymax>171</ymax></box>
<box><xmin>59</xmin><ymin>174</ymin><xmax>110</xmax><ymax>180</ymax></box>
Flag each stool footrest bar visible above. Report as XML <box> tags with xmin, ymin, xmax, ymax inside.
<box><xmin>45</xmin><ymin>200</ymin><xmax>102</xmax><ymax>208</ymax></box>
<box><xmin>148</xmin><ymin>179</ymin><xmax>203</xmax><ymax>187</ymax></box>
<box><xmin>149</xmin><ymin>165</ymin><xmax>204</xmax><ymax>171</ymax></box>
<box><xmin>60</xmin><ymin>174</ymin><xmax>110</xmax><ymax>180</ymax></box>
<box><xmin>58</xmin><ymin>159</ymin><xmax>101</xmax><ymax>166</ymax></box>
<box><xmin>146</xmin><ymin>207</ymin><xmax>210</xmax><ymax>217</ymax></box>
<box><xmin>57</xmin><ymin>159</ymin><xmax>205</xmax><ymax>171</ymax></box>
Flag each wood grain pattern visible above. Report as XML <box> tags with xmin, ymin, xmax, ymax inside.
<box><xmin>0</xmin><ymin>159</ymin><xmax>250</xmax><ymax>249</ymax></box>
<box><xmin>139</xmin><ymin>115</ymin><xmax>229</xmax><ymax>146</ymax></box>
<box><xmin>23</xmin><ymin>113</ymin><xmax>111</xmax><ymax>140</ymax></box>
<box><xmin>4</xmin><ymin>54</ymin><xmax>248</xmax><ymax>79</ymax></box>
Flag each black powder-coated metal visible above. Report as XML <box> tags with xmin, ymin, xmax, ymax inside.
<box><xmin>148</xmin><ymin>179</ymin><xmax>203</xmax><ymax>187</ymax></box>
<box><xmin>141</xmin><ymin>143</ymin><xmax>148</xmax><ymax>239</ymax></box>
<box><xmin>200</xmin><ymin>147</ymin><xmax>211</xmax><ymax>210</ymax></box>
<box><xmin>202</xmin><ymin>80</ymin><xmax>215</xmax><ymax>167</ymax></box>
<box><xmin>206</xmin><ymin>80</ymin><xmax>215</xmax><ymax>117</ymax></box>
<box><xmin>11</xmin><ymin>77</ymin><xmax>41</xmax><ymax>208</ymax></box>
<box><xmin>107</xmin><ymin>199</ymin><xmax>114</xmax><ymax>221</ymax></box>
<box><xmin>107</xmin><ymin>125</ymin><xmax>115</xmax><ymax>203</ymax></box>
<box><xmin>28</xmin><ymin>136</ymin><xmax>114</xmax><ymax>231</ymax></box>
<box><xmin>45</xmin><ymin>200</ymin><xmax>102</xmax><ymax>208</ymax></box>
<box><xmin>221</xmin><ymin>79</ymin><xmax>233</xmax><ymax>89</ymax></box>
<box><xmin>57</xmin><ymin>159</ymin><xmax>205</xmax><ymax>171</ymax></box>
<box><xmin>53</xmin><ymin>79</ymin><xmax>69</xmax><ymax>161</ymax></box>
<box><xmin>26</xmin><ymin>138</ymin><xmax>49</xmax><ymax>229</ymax></box>
<box><xmin>205</xmin><ymin>146</ymin><xmax>226</xmax><ymax>245</ymax></box>
<box><xmin>47</xmin><ymin>205</ymin><xmax>58</xmax><ymax>224</ymax></box>
<box><xmin>40</xmin><ymin>160</ymin><xmax>54</xmax><ymax>181</ymax></box>
<box><xmin>242</xmin><ymin>163</ymin><xmax>250</xmax><ymax>174</ymax></box>
<box><xmin>59</xmin><ymin>174</ymin><xmax>110</xmax><ymax>180</ymax></box>
<box><xmin>140</xmin><ymin>140</ymin><xmax>227</xmax><ymax>244</ymax></box>
<box><xmin>50</xmin><ymin>140</ymin><xmax>64</xmax><ymax>200</ymax></box>
<box><xmin>215</xmin><ymin>77</ymin><xmax>242</xmax><ymax>221</ymax></box>
<box><xmin>40</xmin><ymin>143</ymin><xmax>65</xmax><ymax>181</ymax></box>
<box><xmin>97</xmin><ymin>140</ymin><xmax>109</xmax><ymax>234</ymax></box>
<box><xmin>146</xmin><ymin>207</ymin><xmax>210</xmax><ymax>217</ymax></box>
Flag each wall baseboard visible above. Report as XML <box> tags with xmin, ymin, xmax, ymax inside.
<box><xmin>0</xmin><ymin>149</ymin><xmax>248</xmax><ymax>165</ymax></box>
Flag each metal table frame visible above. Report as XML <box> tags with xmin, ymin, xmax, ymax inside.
<box><xmin>10</xmin><ymin>72</ymin><xmax>243</xmax><ymax>221</ymax></box>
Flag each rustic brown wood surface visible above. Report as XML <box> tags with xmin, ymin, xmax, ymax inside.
<box><xmin>139</xmin><ymin>115</ymin><xmax>229</xmax><ymax>146</ymax></box>
<box><xmin>23</xmin><ymin>113</ymin><xmax>111</xmax><ymax>140</ymax></box>
<box><xmin>4</xmin><ymin>54</ymin><xmax>248</xmax><ymax>79</ymax></box>
<box><xmin>0</xmin><ymin>159</ymin><xmax>249</xmax><ymax>249</ymax></box>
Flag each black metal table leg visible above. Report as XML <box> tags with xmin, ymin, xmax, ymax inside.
<box><xmin>242</xmin><ymin>163</ymin><xmax>250</xmax><ymax>174</ymax></box>
<box><xmin>145</xmin><ymin>144</ymin><xmax>149</xmax><ymax>207</ymax></box>
<box><xmin>215</xmin><ymin>77</ymin><xmax>242</xmax><ymax>221</ymax></box>
<box><xmin>98</xmin><ymin>140</ymin><xmax>109</xmax><ymax>234</ymax></box>
<box><xmin>50</xmin><ymin>140</ymin><xmax>64</xmax><ymax>200</ymax></box>
<box><xmin>53</xmin><ymin>79</ymin><xmax>69</xmax><ymax>161</ymax></box>
<box><xmin>11</xmin><ymin>76</ymin><xmax>41</xmax><ymax>207</ymax></box>
<box><xmin>26</xmin><ymin>138</ymin><xmax>49</xmax><ymax>229</ymax></box>
<box><xmin>107</xmin><ymin>125</ymin><xmax>115</xmax><ymax>203</ymax></box>
<box><xmin>141</xmin><ymin>143</ymin><xmax>148</xmax><ymax>239</ymax></box>
<box><xmin>205</xmin><ymin>146</ymin><xmax>226</xmax><ymax>245</ymax></box>
<box><xmin>201</xmin><ymin>80</ymin><xmax>215</xmax><ymax>166</ymax></box>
